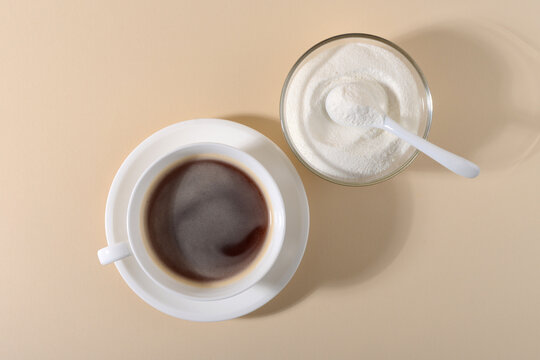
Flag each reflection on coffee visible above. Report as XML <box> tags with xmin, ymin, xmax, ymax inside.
<box><xmin>145</xmin><ymin>159</ymin><xmax>269</xmax><ymax>282</ymax></box>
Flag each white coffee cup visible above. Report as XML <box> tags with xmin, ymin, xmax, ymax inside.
<box><xmin>97</xmin><ymin>143</ymin><xmax>286</xmax><ymax>301</ymax></box>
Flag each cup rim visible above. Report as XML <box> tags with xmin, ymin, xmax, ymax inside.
<box><xmin>280</xmin><ymin>33</ymin><xmax>433</xmax><ymax>186</ymax></box>
<box><xmin>126</xmin><ymin>142</ymin><xmax>286</xmax><ymax>301</ymax></box>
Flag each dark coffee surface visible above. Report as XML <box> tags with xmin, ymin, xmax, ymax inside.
<box><xmin>145</xmin><ymin>159</ymin><xmax>269</xmax><ymax>282</ymax></box>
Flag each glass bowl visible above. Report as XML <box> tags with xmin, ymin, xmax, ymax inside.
<box><xmin>280</xmin><ymin>33</ymin><xmax>433</xmax><ymax>186</ymax></box>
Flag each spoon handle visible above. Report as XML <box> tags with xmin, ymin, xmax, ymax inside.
<box><xmin>383</xmin><ymin>116</ymin><xmax>480</xmax><ymax>178</ymax></box>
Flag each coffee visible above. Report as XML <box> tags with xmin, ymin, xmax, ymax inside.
<box><xmin>144</xmin><ymin>158</ymin><xmax>269</xmax><ymax>283</ymax></box>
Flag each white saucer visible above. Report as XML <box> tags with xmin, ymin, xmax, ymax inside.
<box><xmin>104</xmin><ymin>119</ymin><xmax>310</xmax><ymax>321</ymax></box>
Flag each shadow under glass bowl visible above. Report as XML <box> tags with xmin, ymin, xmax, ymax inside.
<box><xmin>280</xmin><ymin>33</ymin><xmax>433</xmax><ymax>186</ymax></box>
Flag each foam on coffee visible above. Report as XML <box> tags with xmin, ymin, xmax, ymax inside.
<box><xmin>142</xmin><ymin>155</ymin><xmax>271</xmax><ymax>285</ymax></box>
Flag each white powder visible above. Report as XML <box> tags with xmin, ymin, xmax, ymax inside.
<box><xmin>283</xmin><ymin>42</ymin><xmax>423</xmax><ymax>183</ymax></box>
<box><xmin>325</xmin><ymin>82</ymin><xmax>386</xmax><ymax>128</ymax></box>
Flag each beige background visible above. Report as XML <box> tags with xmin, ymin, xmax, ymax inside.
<box><xmin>1</xmin><ymin>0</ymin><xmax>540</xmax><ymax>359</ymax></box>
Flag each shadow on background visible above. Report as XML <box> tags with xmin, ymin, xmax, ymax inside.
<box><xmin>225</xmin><ymin>115</ymin><xmax>413</xmax><ymax>317</ymax></box>
<box><xmin>398</xmin><ymin>21</ymin><xmax>540</xmax><ymax>172</ymax></box>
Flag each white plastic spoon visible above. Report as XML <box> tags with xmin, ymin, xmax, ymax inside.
<box><xmin>325</xmin><ymin>83</ymin><xmax>480</xmax><ymax>178</ymax></box>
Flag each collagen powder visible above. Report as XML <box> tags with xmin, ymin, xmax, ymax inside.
<box><xmin>283</xmin><ymin>42</ymin><xmax>423</xmax><ymax>183</ymax></box>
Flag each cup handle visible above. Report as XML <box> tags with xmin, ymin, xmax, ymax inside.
<box><xmin>97</xmin><ymin>242</ymin><xmax>132</xmax><ymax>265</ymax></box>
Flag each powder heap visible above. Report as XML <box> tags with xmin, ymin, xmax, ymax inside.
<box><xmin>324</xmin><ymin>82</ymin><xmax>387</xmax><ymax>128</ymax></box>
<box><xmin>283</xmin><ymin>42</ymin><xmax>423</xmax><ymax>183</ymax></box>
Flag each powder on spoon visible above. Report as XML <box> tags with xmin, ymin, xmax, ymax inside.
<box><xmin>325</xmin><ymin>82</ymin><xmax>387</xmax><ymax>128</ymax></box>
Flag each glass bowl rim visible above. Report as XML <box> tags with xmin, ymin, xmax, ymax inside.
<box><xmin>279</xmin><ymin>33</ymin><xmax>433</xmax><ymax>186</ymax></box>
